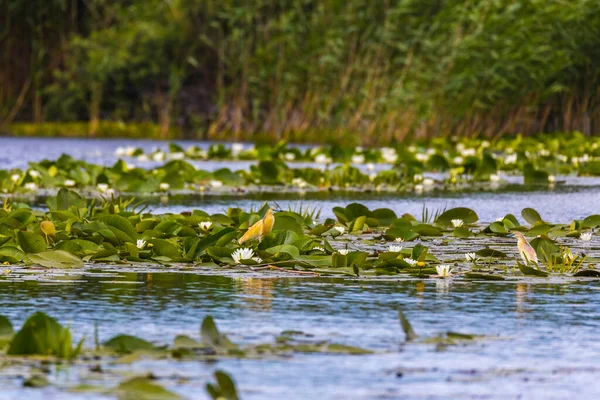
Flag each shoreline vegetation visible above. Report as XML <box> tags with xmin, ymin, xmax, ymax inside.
<box><xmin>2</xmin><ymin>1</ymin><xmax>600</xmax><ymax>143</ymax></box>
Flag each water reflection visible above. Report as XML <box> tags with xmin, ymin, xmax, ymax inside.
<box><xmin>236</xmin><ymin>277</ymin><xmax>274</xmax><ymax>311</ymax></box>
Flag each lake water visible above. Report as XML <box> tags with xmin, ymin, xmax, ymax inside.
<box><xmin>1</xmin><ymin>138</ymin><xmax>600</xmax><ymax>399</ymax></box>
<box><xmin>1</xmin><ymin>273</ymin><xmax>599</xmax><ymax>399</ymax></box>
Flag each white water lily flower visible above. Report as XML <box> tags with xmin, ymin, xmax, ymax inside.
<box><xmin>125</xmin><ymin>162</ymin><xmax>136</xmax><ymax>171</ymax></box>
<box><xmin>10</xmin><ymin>174</ymin><xmax>20</xmax><ymax>182</ymax></box>
<box><xmin>232</xmin><ymin>248</ymin><xmax>254</xmax><ymax>264</ymax></box>
<box><xmin>414</xmin><ymin>184</ymin><xmax>424</xmax><ymax>192</ymax></box>
<box><xmin>423</xmin><ymin>178</ymin><xmax>434</xmax><ymax>186</ymax></box>
<box><xmin>136</xmin><ymin>239</ymin><xmax>146</xmax><ymax>249</ymax></box>
<box><xmin>388</xmin><ymin>245</ymin><xmax>402</xmax><ymax>252</ymax></box>
<box><xmin>334</xmin><ymin>226</ymin><xmax>345</xmax><ymax>235</ymax></box>
<box><xmin>453</xmin><ymin>156</ymin><xmax>464</xmax><ymax>164</ymax></box>
<box><xmin>465</xmin><ymin>252</ymin><xmax>479</xmax><ymax>262</ymax></box>
<box><xmin>312</xmin><ymin>246</ymin><xmax>326</xmax><ymax>252</ymax></box>
<box><xmin>28</xmin><ymin>170</ymin><xmax>41</xmax><ymax>179</ymax></box>
<box><xmin>152</xmin><ymin>151</ymin><xmax>166</xmax><ymax>162</ymax></box>
<box><xmin>461</xmin><ymin>148</ymin><xmax>476</xmax><ymax>157</ymax></box>
<box><xmin>24</xmin><ymin>182</ymin><xmax>38</xmax><ymax>191</ymax></box>
<box><xmin>231</xmin><ymin>143</ymin><xmax>244</xmax><ymax>156</ymax></box>
<box><xmin>64</xmin><ymin>179</ymin><xmax>76</xmax><ymax>187</ymax></box>
<box><xmin>381</xmin><ymin>148</ymin><xmax>398</xmax><ymax>163</ymax></box>
<box><xmin>489</xmin><ymin>174</ymin><xmax>500</xmax><ymax>182</ymax></box>
<box><xmin>105</xmin><ymin>188</ymin><xmax>115</xmax><ymax>196</ymax></box>
<box><xmin>413</xmin><ymin>174</ymin><xmax>423</xmax><ymax>183</ymax></box>
<box><xmin>496</xmin><ymin>217</ymin><xmax>504</xmax><ymax>222</ymax></box>
<box><xmin>315</xmin><ymin>154</ymin><xmax>332</xmax><ymax>164</ymax></box>
<box><xmin>404</xmin><ymin>258</ymin><xmax>418</xmax><ymax>266</ymax></box>
<box><xmin>284</xmin><ymin>152</ymin><xmax>296</xmax><ymax>161</ymax></box>
<box><xmin>199</xmin><ymin>221</ymin><xmax>213</xmax><ymax>231</ymax></box>
<box><xmin>168</xmin><ymin>152</ymin><xmax>185</xmax><ymax>161</ymax></box>
<box><xmin>395</xmin><ymin>237</ymin><xmax>404</xmax><ymax>243</ymax></box>
<box><xmin>338</xmin><ymin>249</ymin><xmax>349</xmax><ymax>255</ymax></box>
<box><xmin>504</xmin><ymin>153</ymin><xmax>518</xmax><ymax>164</ymax></box>
<box><xmin>415</xmin><ymin>153</ymin><xmax>429</xmax><ymax>162</ymax></box>
<box><xmin>137</xmin><ymin>154</ymin><xmax>149</xmax><ymax>162</ymax></box>
<box><xmin>451</xmin><ymin>219</ymin><xmax>464</xmax><ymax>228</ymax></box>
<box><xmin>548</xmin><ymin>175</ymin><xmax>556</xmax><ymax>183</ymax></box>
<box><xmin>351</xmin><ymin>154</ymin><xmax>365</xmax><ymax>164</ymax></box>
<box><xmin>159</xmin><ymin>182</ymin><xmax>170</xmax><ymax>191</ymax></box>
<box><xmin>580</xmin><ymin>232</ymin><xmax>593</xmax><ymax>241</ymax></box>
<box><xmin>97</xmin><ymin>183</ymin><xmax>109</xmax><ymax>192</ymax></box>
<box><xmin>209</xmin><ymin>180</ymin><xmax>223</xmax><ymax>188</ymax></box>
<box><xmin>125</xmin><ymin>146</ymin><xmax>136</xmax><ymax>156</ymax></box>
<box><xmin>366</xmin><ymin>163</ymin><xmax>375</xmax><ymax>172</ymax></box>
<box><xmin>252</xmin><ymin>256</ymin><xmax>263</xmax><ymax>263</ymax></box>
<box><xmin>115</xmin><ymin>147</ymin><xmax>126</xmax><ymax>156</ymax></box>
<box><xmin>436</xmin><ymin>265</ymin><xmax>453</xmax><ymax>278</ymax></box>
<box><xmin>292</xmin><ymin>178</ymin><xmax>308</xmax><ymax>188</ymax></box>
<box><xmin>369</xmin><ymin>173</ymin><xmax>377</xmax><ymax>182</ymax></box>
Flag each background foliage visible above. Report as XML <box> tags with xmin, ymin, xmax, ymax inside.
<box><xmin>2</xmin><ymin>0</ymin><xmax>600</xmax><ymax>143</ymax></box>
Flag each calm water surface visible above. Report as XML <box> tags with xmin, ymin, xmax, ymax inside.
<box><xmin>1</xmin><ymin>273</ymin><xmax>599</xmax><ymax>399</ymax></box>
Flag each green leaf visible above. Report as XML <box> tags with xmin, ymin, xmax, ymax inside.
<box><xmin>104</xmin><ymin>335</ymin><xmax>155</xmax><ymax>353</ymax></box>
<box><xmin>464</xmin><ymin>272</ymin><xmax>505</xmax><ymax>281</ymax></box>
<box><xmin>28</xmin><ymin>250</ymin><xmax>83</xmax><ymax>268</ymax></box>
<box><xmin>17</xmin><ymin>231</ymin><xmax>47</xmax><ymax>253</ymax></box>
<box><xmin>265</xmin><ymin>244</ymin><xmax>300</xmax><ymax>258</ymax></box>
<box><xmin>436</xmin><ymin>208</ymin><xmax>479</xmax><ymax>225</ymax></box>
<box><xmin>522</xmin><ymin>208</ymin><xmax>542</xmax><ymax>225</ymax></box>
<box><xmin>103</xmin><ymin>215</ymin><xmax>137</xmax><ymax>243</ymax></box>
<box><xmin>148</xmin><ymin>239</ymin><xmax>180</xmax><ymax>259</ymax></box>
<box><xmin>0</xmin><ymin>246</ymin><xmax>25</xmax><ymax>263</ymax></box>
<box><xmin>398</xmin><ymin>310</ymin><xmax>417</xmax><ymax>341</ymax></box>
<box><xmin>7</xmin><ymin>312</ymin><xmax>81</xmax><ymax>358</ymax></box>
<box><xmin>115</xmin><ymin>377</ymin><xmax>181</xmax><ymax>400</ymax></box>
<box><xmin>518</xmin><ymin>263</ymin><xmax>548</xmax><ymax>277</ymax></box>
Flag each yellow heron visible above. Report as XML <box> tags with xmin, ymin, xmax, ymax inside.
<box><xmin>508</xmin><ymin>232</ymin><xmax>538</xmax><ymax>264</ymax></box>
<box><xmin>238</xmin><ymin>208</ymin><xmax>275</xmax><ymax>244</ymax></box>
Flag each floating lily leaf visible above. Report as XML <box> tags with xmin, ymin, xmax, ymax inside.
<box><xmin>103</xmin><ymin>215</ymin><xmax>137</xmax><ymax>243</ymax></box>
<box><xmin>148</xmin><ymin>239</ymin><xmax>180</xmax><ymax>259</ymax></box>
<box><xmin>435</xmin><ymin>208</ymin><xmax>478</xmax><ymax>225</ymax></box>
<box><xmin>23</xmin><ymin>375</ymin><xmax>50</xmax><ymax>388</ymax></box>
<box><xmin>28</xmin><ymin>250</ymin><xmax>83</xmax><ymax>268</ymax></box>
<box><xmin>488</xmin><ymin>222</ymin><xmax>507</xmax><ymax>234</ymax></box>
<box><xmin>582</xmin><ymin>215</ymin><xmax>600</xmax><ymax>228</ymax></box>
<box><xmin>200</xmin><ymin>316</ymin><xmax>237</xmax><ymax>350</ymax></box>
<box><xmin>475</xmin><ymin>248</ymin><xmax>507</xmax><ymax>258</ymax></box>
<box><xmin>453</xmin><ymin>227</ymin><xmax>474</xmax><ymax>238</ymax></box>
<box><xmin>371</xmin><ymin>208</ymin><xmax>397</xmax><ymax>226</ymax></box>
<box><xmin>115</xmin><ymin>377</ymin><xmax>181</xmax><ymax>400</ymax></box>
<box><xmin>522</xmin><ymin>208</ymin><xmax>542</xmax><ymax>225</ymax></box>
<box><xmin>206</xmin><ymin>371</ymin><xmax>239</xmax><ymax>400</ymax></box>
<box><xmin>0</xmin><ymin>246</ymin><xmax>25</xmax><ymax>263</ymax></box>
<box><xmin>398</xmin><ymin>310</ymin><xmax>417</xmax><ymax>341</ymax></box>
<box><xmin>173</xmin><ymin>335</ymin><xmax>202</xmax><ymax>349</ymax></box>
<box><xmin>265</xmin><ymin>245</ymin><xmax>300</xmax><ymax>258</ymax></box>
<box><xmin>7</xmin><ymin>312</ymin><xmax>83</xmax><ymax>358</ymax></box>
<box><xmin>518</xmin><ymin>263</ymin><xmax>548</xmax><ymax>277</ymax></box>
<box><xmin>413</xmin><ymin>224</ymin><xmax>442</xmax><ymax>236</ymax></box>
<box><xmin>464</xmin><ymin>272</ymin><xmax>505</xmax><ymax>281</ymax></box>
<box><xmin>104</xmin><ymin>335</ymin><xmax>155</xmax><ymax>353</ymax></box>
<box><xmin>17</xmin><ymin>231</ymin><xmax>47</xmax><ymax>253</ymax></box>
<box><xmin>573</xmin><ymin>269</ymin><xmax>600</xmax><ymax>277</ymax></box>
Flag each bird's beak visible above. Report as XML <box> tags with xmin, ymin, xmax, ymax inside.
<box><xmin>507</xmin><ymin>233</ymin><xmax>515</xmax><ymax>237</ymax></box>
<box><xmin>273</xmin><ymin>209</ymin><xmax>284</xmax><ymax>213</ymax></box>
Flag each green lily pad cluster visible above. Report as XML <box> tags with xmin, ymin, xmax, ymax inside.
<box><xmin>0</xmin><ymin>190</ymin><xmax>597</xmax><ymax>279</ymax></box>
<box><xmin>124</xmin><ymin>132</ymin><xmax>600</xmax><ymax>180</ymax></box>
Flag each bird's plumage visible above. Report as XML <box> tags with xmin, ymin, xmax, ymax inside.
<box><xmin>238</xmin><ymin>209</ymin><xmax>275</xmax><ymax>244</ymax></box>
<box><xmin>510</xmin><ymin>232</ymin><xmax>538</xmax><ymax>264</ymax></box>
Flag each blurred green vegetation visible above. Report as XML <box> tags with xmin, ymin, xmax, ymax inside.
<box><xmin>1</xmin><ymin>0</ymin><xmax>600</xmax><ymax>144</ymax></box>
